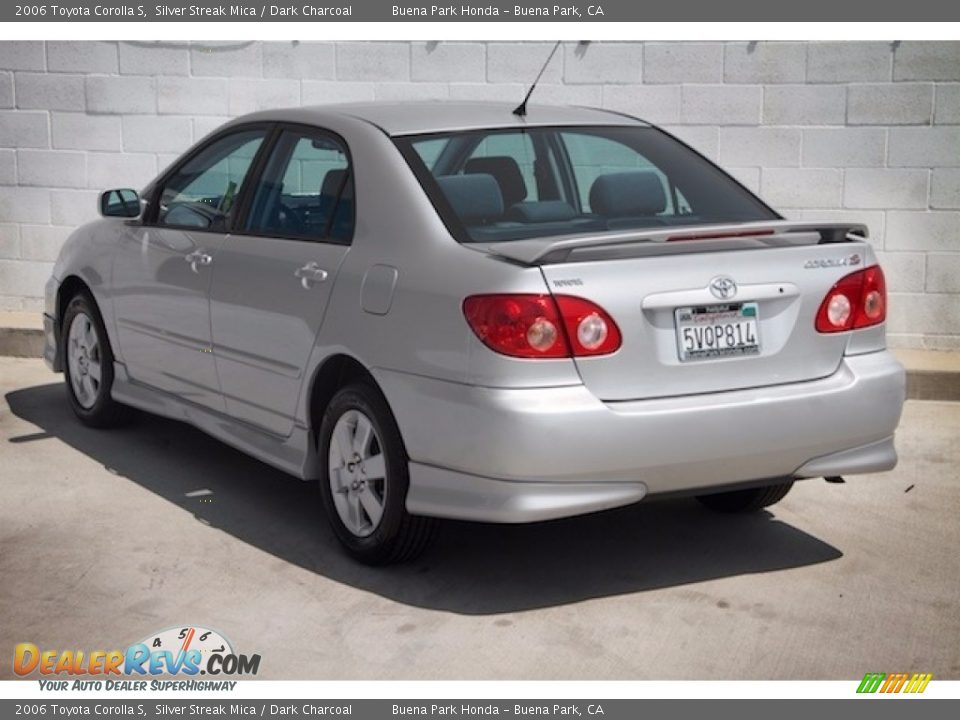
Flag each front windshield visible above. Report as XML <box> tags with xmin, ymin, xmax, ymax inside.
<box><xmin>395</xmin><ymin>126</ymin><xmax>780</xmax><ymax>244</ymax></box>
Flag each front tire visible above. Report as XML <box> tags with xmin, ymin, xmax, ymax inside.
<box><xmin>318</xmin><ymin>382</ymin><xmax>436</xmax><ymax>565</ymax></box>
<box><xmin>61</xmin><ymin>292</ymin><xmax>131</xmax><ymax>428</ymax></box>
<box><xmin>696</xmin><ymin>481</ymin><xmax>794</xmax><ymax>513</ymax></box>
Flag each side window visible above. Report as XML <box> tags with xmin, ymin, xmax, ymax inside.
<box><xmin>560</xmin><ymin>132</ymin><xmax>683</xmax><ymax>216</ymax></box>
<box><xmin>413</xmin><ymin>137</ymin><xmax>449</xmax><ymax>171</ymax></box>
<box><xmin>157</xmin><ymin>130</ymin><xmax>266</xmax><ymax>230</ymax></box>
<box><xmin>245</xmin><ymin>130</ymin><xmax>354</xmax><ymax>243</ymax></box>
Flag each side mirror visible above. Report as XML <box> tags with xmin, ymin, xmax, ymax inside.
<box><xmin>99</xmin><ymin>188</ymin><xmax>141</xmax><ymax>218</ymax></box>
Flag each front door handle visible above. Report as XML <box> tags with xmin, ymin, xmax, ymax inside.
<box><xmin>295</xmin><ymin>262</ymin><xmax>329</xmax><ymax>289</ymax></box>
<box><xmin>184</xmin><ymin>250</ymin><xmax>213</xmax><ymax>273</ymax></box>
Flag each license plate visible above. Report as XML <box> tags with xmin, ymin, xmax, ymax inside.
<box><xmin>675</xmin><ymin>302</ymin><xmax>760</xmax><ymax>362</ymax></box>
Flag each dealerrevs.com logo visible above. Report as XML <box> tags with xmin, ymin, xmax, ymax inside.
<box><xmin>14</xmin><ymin>626</ymin><xmax>260</xmax><ymax>690</ymax></box>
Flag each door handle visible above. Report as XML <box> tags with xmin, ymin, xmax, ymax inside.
<box><xmin>184</xmin><ymin>250</ymin><xmax>213</xmax><ymax>273</ymax></box>
<box><xmin>295</xmin><ymin>262</ymin><xmax>329</xmax><ymax>289</ymax></box>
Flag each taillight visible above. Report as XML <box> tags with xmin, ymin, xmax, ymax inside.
<box><xmin>815</xmin><ymin>265</ymin><xmax>887</xmax><ymax>333</ymax></box>
<box><xmin>462</xmin><ymin>294</ymin><xmax>621</xmax><ymax>358</ymax></box>
<box><xmin>554</xmin><ymin>295</ymin><xmax>622</xmax><ymax>356</ymax></box>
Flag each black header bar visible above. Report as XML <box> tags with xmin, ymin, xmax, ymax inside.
<box><xmin>3</xmin><ymin>0</ymin><xmax>960</xmax><ymax>22</ymax></box>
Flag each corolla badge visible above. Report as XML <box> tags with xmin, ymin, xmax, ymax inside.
<box><xmin>804</xmin><ymin>254</ymin><xmax>862</xmax><ymax>269</ymax></box>
<box><xmin>709</xmin><ymin>276</ymin><xmax>737</xmax><ymax>300</ymax></box>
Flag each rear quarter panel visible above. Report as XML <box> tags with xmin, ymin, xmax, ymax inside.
<box><xmin>295</xmin><ymin>117</ymin><xmax>583</xmax><ymax>429</ymax></box>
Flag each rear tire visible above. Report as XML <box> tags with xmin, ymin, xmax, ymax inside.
<box><xmin>318</xmin><ymin>381</ymin><xmax>437</xmax><ymax>565</ymax></box>
<box><xmin>696</xmin><ymin>481</ymin><xmax>794</xmax><ymax>513</ymax></box>
<box><xmin>61</xmin><ymin>292</ymin><xmax>131</xmax><ymax>428</ymax></box>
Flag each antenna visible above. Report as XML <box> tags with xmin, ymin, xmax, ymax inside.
<box><xmin>513</xmin><ymin>41</ymin><xmax>562</xmax><ymax>117</ymax></box>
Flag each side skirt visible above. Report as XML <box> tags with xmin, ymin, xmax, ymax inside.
<box><xmin>111</xmin><ymin>362</ymin><xmax>318</xmax><ymax>480</ymax></box>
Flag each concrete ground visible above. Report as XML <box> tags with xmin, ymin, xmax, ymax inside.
<box><xmin>1</xmin><ymin>356</ymin><xmax>958</xmax><ymax>680</ymax></box>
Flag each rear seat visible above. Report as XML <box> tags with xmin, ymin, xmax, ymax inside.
<box><xmin>506</xmin><ymin>200</ymin><xmax>577</xmax><ymax>223</ymax></box>
<box><xmin>437</xmin><ymin>173</ymin><xmax>608</xmax><ymax>241</ymax></box>
<box><xmin>436</xmin><ymin>173</ymin><xmax>506</xmax><ymax>226</ymax></box>
<box><xmin>588</xmin><ymin>170</ymin><xmax>668</xmax><ymax>228</ymax></box>
<box><xmin>438</xmin><ymin>168</ymin><xmax>674</xmax><ymax>240</ymax></box>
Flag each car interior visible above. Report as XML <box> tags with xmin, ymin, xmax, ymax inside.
<box><xmin>402</xmin><ymin>127</ymin><xmax>778</xmax><ymax>243</ymax></box>
<box><xmin>156</xmin><ymin>131</ymin><xmax>355</xmax><ymax>242</ymax></box>
<box><xmin>247</xmin><ymin>168</ymin><xmax>354</xmax><ymax>242</ymax></box>
<box><xmin>437</xmin><ymin>156</ymin><xmax>677</xmax><ymax>241</ymax></box>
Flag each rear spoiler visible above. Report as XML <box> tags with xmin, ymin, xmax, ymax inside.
<box><xmin>471</xmin><ymin>221</ymin><xmax>868</xmax><ymax>266</ymax></box>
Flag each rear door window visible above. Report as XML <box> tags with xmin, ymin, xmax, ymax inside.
<box><xmin>244</xmin><ymin>129</ymin><xmax>354</xmax><ymax>243</ymax></box>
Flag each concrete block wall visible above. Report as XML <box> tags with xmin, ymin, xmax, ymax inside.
<box><xmin>0</xmin><ymin>40</ymin><xmax>958</xmax><ymax>348</ymax></box>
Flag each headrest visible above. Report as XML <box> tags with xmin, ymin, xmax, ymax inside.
<box><xmin>321</xmin><ymin>169</ymin><xmax>348</xmax><ymax>198</ymax></box>
<box><xmin>589</xmin><ymin>170</ymin><xmax>667</xmax><ymax>217</ymax></box>
<box><xmin>506</xmin><ymin>200</ymin><xmax>577</xmax><ymax>223</ymax></box>
<box><xmin>465</xmin><ymin>156</ymin><xmax>528</xmax><ymax>207</ymax></box>
<box><xmin>436</xmin><ymin>174</ymin><xmax>504</xmax><ymax>224</ymax></box>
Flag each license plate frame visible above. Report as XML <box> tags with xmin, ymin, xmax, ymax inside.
<box><xmin>674</xmin><ymin>302</ymin><xmax>760</xmax><ymax>362</ymax></box>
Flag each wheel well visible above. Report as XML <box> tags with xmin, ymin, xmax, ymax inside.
<box><xmin>54</xmin><ymin>276</ymin><xmax>95</xmax><ymax>369</ymax></box>
<box><xmin>57</xmin><ymin>275</ymin><xmax>92</xmax><ymax>325</ymax></box>
<box><xmin>308</xmin><ymin>354</ymin><xmax>380</xmax><ymax>438</ymax></box>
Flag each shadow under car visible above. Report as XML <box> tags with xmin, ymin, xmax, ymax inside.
<box><xmin>5</xmin><ymin>382</ymin><xmax>843</xmax><ymax>615</ymax></box>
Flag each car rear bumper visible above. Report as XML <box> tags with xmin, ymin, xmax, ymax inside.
<box><xmin>375</xmin><ymin>350</ymin><xmax>905</xmax><ymax>523</ymax></box>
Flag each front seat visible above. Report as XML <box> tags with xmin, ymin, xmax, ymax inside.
<box><xmin>465</xmin><ymin>156</ymin><xmax>528</xmax><ymax>208</ymax></box>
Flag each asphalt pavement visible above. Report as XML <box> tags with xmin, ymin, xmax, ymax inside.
<box><xmin>1</xmin><ymin>357</ymin><xmax>957</xmax><ymax>680</ymax></box>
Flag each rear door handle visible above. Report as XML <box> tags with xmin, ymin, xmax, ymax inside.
<box><xmin>295</xmin><ymin>262</ymin><xmax>329</xmax><ymax>289</ymax></box>
<box><xmin>184</xmin><ymin>250</ymin><xmax>213</xmax><ymax>273</ymax></box>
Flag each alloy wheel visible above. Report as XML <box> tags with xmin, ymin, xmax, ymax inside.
<box><xmin>66</xmin><ymin>311</ymin><xmax>102</xmax><ymax>410</ymax></box>
<box><xmin>327</xmin><ymin>409</ymin><xmax>387</xmax><ymax>537</ymax></box>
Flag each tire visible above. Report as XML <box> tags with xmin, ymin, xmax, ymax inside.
<box><xmin>61</xmin><ymin>292</ymin><xmax>131</xmax><ymax>428</ymax></box>
<box><xmin>696</xmin><ymin>481</ymin><xmax>794</xmax><ymax>513</ymax></box>
<box><xmin>318</xmin><ymin>381</ymin><xmax>437</xmax><ymax>565</ymax></box>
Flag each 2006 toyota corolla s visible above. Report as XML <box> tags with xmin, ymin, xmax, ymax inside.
<box><xmin>42</xmin><ymin>102</ymin><xmax>906</xmax><ymax>564</ymax></box>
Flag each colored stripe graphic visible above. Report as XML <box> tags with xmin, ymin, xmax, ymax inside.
<box><xmin>881</xmin><ymin>672</ymin><xmax>910</xmax><ymax>693</ymax></box>
<box><xmin>857</xmin><ymin>672</ymin><xmax>932</xmax><ymax>694</ymax></box>
<box><xmin>857</xmin><ymin>673</ymin><xmax>886</xmax><ymax>693</ymax></box>
<box><xmin>905</xmin><ymin>673</ymin><xmax>933</xmax><ymax>694</ymax></box>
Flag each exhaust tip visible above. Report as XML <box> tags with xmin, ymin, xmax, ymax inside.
<box><xmin>824</xmin><ymin>475</ymin><xmax>846</xmax><ymax>484</ymax></box>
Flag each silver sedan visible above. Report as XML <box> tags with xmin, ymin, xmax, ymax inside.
<box><xmin>43</xmin><ymin>102</ymin><xmax>905</xmax><ymax>564</ymax></box>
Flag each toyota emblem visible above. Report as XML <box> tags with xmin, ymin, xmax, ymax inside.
<box><xmin>709</xmin><ymin>276</ymin><xmax>737</xmax><ymax>300</ymax></box>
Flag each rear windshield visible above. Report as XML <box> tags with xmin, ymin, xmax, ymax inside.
<box><xmin>395</xmin><ymin>126</ymin><xmax>779</xmax><ymax>244</ymax></box>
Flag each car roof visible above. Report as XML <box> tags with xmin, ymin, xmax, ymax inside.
<box><xmin>236</xmin><ymin>101</ymin><xmax>649</xmax><ymax>136</ymax></box>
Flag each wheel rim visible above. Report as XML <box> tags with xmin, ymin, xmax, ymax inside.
<box><xmin>328</xmin><ymin>409</ymin><xmax>387</xmax><ymax>538</ymax></box>
<box><xmin>66</xmin><ymin>311</ymin><xmax>102</xmax><ymax>410</ymax></box>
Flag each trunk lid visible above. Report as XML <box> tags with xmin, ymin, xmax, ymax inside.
<box><xmin>479</xmin><ymin>222</ymin><xmax>874</xmax><ymax>401</ymax></box>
